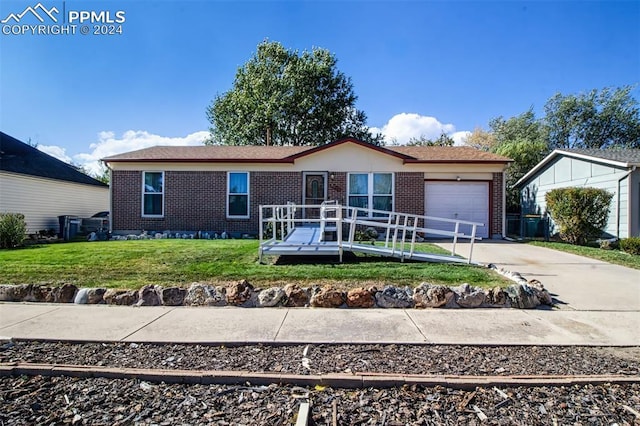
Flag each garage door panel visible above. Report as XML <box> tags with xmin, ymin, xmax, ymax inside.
<box><xmin>425</xmin><ymin>182</ymin><xmax>489</xmax><ymax>238</ymax></box>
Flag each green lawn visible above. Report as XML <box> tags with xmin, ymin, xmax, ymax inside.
<box><xmin>0</xmin><ymin>240</ymin><xmax>507</xmax><ymax>289</ymax></box>
<box><xmin>528</xmin><ymin>241</ymin><xmax>640</xmax><ymax>270</ymax></box>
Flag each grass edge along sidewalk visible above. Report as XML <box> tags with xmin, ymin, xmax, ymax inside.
<box><xmin>0</xmin><ymin>239</ymin><xmax>508</xmax><ymax>289</ymax></box>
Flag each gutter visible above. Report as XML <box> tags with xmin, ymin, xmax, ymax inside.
<box><xmin>616</xmin><ymin>165</ymin><xmax>636</xmax><ymax>238</ymax></box>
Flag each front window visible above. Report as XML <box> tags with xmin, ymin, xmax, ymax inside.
<box><xmin>228</xmin><ymin>172</ymin><xmax>249</xmax><ymax>218</ymax></box>
<box><xmin>348</xmin><ymin>172</ymin><xmax>393</xmax><ymax>217</ymax></box>
<box><xmin>142</xmin><ymin>171</ymin><xmax>163</xmax><ymax>217</ymax></box>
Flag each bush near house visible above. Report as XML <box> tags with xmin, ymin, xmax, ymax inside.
<box><xmin>545</xmin><ymin>187</ymin><xmax>613</xmax><ymax>246</ymax></box>
<box><xmin>620</xmin><ymin>237</ymin><xmax>640</xmax><ymax>255</ymax></box>
<box><xmin>0</xmin><ymin>213</ymin><xmax>27</xmax><ymax>249</ymax></box>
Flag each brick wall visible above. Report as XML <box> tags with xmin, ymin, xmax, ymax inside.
<box><xmin>111</xmin><ymin>170</ymin><xmax>301</xmax><ymax>235</ymax></box>
<box><xmin>491</xmin><ymin>172</ymin><xmax>504</xmax><ymax>238</ymax></box>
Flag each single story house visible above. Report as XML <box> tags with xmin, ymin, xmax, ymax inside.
<box><xmin>515</xmin><ymin>148</ymin><xmax>640</xmax><ymax>238</ymax></box>
<box><xmin>103</xmin><ymin>138</ymin><xmax>511</xmax><ymax>239</ymax></box>
<box><xmin>0</xmin><ymin>132</ymin><xmax>110</xmax><ymax>234</ymax></box>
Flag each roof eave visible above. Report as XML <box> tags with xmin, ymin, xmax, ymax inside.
<box><xmin>102</xmin><ymin>158</ymin><xmax>296</xmax><ymax>164</ymax></box>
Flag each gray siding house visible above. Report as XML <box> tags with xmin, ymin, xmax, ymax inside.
<box><xmin>516</xmin><ymin>149</ymin><xmax>640</xmax><ymax>239</ymax></box>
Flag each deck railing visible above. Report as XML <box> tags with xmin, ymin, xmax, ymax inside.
<box><xmin>259</xmin><ymin>202</ymin><xmax>483</xmax><ymax>263</ymax></box>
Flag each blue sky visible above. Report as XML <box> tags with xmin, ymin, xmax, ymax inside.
<box><xmin>1</xmin><ymin>0</ymin><xmax>638</xmax><ymax>173</ymax></box>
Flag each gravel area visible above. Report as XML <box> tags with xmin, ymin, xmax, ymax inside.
<box><xmin>1</xmin><ymin>341</ymin><xmax>639</xmax><ymax>376</ymax></box>
<box><xmin>1</xmin><ymin>375</ymin><xmax>639</xmax><ymax>425</ymax></box>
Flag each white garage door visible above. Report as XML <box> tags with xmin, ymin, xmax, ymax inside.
<box><xmin>424</xmin><ymin>182</ymin><xmax>489</xmax><ymax>239</ymax></box>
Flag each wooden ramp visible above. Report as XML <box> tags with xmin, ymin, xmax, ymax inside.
<box><xmin>259</xmin><ymin>203</ymin><xmax>483</xmax><ymax>264</ymax></box>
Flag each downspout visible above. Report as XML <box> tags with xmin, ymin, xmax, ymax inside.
<box><xmin>104</xmin><ymin>160</ymin><xmax>113</xmax><ymax>234</ymax></box>
<box><xmin>616</xmin><ymin>165</ymin><xmax>636</xmax><ymax>239</ymax></box>
<box><xmin>502</xmin><ymin>172</ymin><xmax>506</xmax><ymax>239</ymax></box>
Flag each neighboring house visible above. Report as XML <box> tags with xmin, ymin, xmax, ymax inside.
<box><xmin>516</xmin><ymin>148</ymin><xmax>640</xmax><ymax>239</ymax></box>
<box><xmin>103</xmin><ymin>138</ymin><xmax>511</xmax><ymax>239</ymax></box>
<box><xmin>0</xmin><ymin>132</ymin><xmax>109</xmax><ymax>234</ymax></box>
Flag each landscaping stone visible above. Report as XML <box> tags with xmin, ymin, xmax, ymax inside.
<box><xmin>23</xmin><ymin>285</ymin><xmax>51</xmax><ymax>303</ymax></box>
<box><xmin>45</xmin><ymin>284</ymin><xmax>78</xmax><ymax>303</ymax></box>
<box><xmin>283</xmin><ymin>284</ymin><xmax>309</xmax><ymax>307</ymax></box>
<box><xmin>74</xmin><ymin>288</ymin><xmax>89</xmax><ymax>304</ymax></box>
<box><xmin>452</xmin><ymin>283</ymin><xmax>485</xmax><ymax>308</ymax></box>
<box><xmin>159</xmin><ymin>287</ymin><xmax>187</xmax><ymax>306</ymax></box>
<box><xmin>137</xmin><ymin>285</ymin><xmax>161</xmax><ymax>306</ymax></box>
<box><xmin>375</xmin><ymin>286</ymin><xmax>414</xmax><ymax>308</ymax></box>
<box><xmin>505</xmin><ymin>284</ymin><xmax>540</xmax><ymax>309</ymax></box>
<box><xmin>413</xmin><ymin>283</ymin><xmax>454</xmax><ymax>308</ymax></box>
<box><xmin>345</xmin><ymin>287</ymin><xmax>376</xmax><ymax>308</ymax></box>
<box><xmin>226</xmin><ymin>280</ymin><xmax>254</xmax><ymax>306</ymax></box>
<box><xmin>257</xmin><ymin>287</ymin><xmax>285</xmax><ymax>307</ymax></box>
<box><xmin>484</xmin><ymin>286</ymin><xmax>509</xmax><ymax>307</ymax></box>
<box><xmin>86</xmin><ymin>288</ymin><xmax>107</xmax><ymax>304</ymax></box>
<box><xmin>528</xmin><ymin>279</ymin><xmax>553</xmax><ymax>306</ymax></box>
<box><xmin>103</xmin><ymin>289</ymin><xmax>139</xmax><ymax>306</ymax></box>
<box><xmin>310</xmin><ymin>286</ymin><xmax>345</xmax><ymax>308</ymax></box>
<box><xmin>0</xmin><ymin>285</ymin><xmax>17</xmax><ymax>301</ymax></box>
<box><xmin>184</xmin><ymin>283</ymin><xmax>226</xmax><ymax>307</ymax></box>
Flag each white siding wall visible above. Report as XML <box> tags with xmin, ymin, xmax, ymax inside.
<box><xmin>0</xmin><ymin>172</ymin><xmax>109</xmax><ymax>234</ymax></box>
<box><xmin>521</xmin><ymin>156</ymin><xmax>633</xmax><ymax>238</ymax></box>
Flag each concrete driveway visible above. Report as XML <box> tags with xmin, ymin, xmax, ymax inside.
<box><xmin>435</xmin><ymin>240</ymin><xmax>640</xmax><ymax>312</ymax></box>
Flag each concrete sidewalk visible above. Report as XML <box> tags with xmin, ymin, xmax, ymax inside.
<box><xmin>1</xmin><ymin>303</ymin><xmax>638</xmax><ymax>346</ymax></box>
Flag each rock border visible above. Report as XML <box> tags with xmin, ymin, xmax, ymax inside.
<box><xmin>0</xmin><ymin>267</ymin><xmax>553</xmax><ymax>309</ymax></box>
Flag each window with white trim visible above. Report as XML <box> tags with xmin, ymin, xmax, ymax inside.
<box><xmin>348</xmin><ymin>172</ymin><xmax>393</xmax><ymax>217</ymax></box>
<box><xmin>142</xmin><ymin>171</ymin><xmax>164</xmax><ymax>217</ymax></box>
<box><xmin>227</xmin><ymin>172</ymin><xmax>249</xmax><ymax>218</ymax></box>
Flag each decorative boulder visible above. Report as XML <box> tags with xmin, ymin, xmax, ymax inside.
<box><xmin>23</xmin><ymin>285</ymin><xmax>52</xmax><ymax>303</ymax></box>
<box><xmin>527</xmin><ymin>279</ymin><xmax>553</xmax><ymax>306</ymax></box>
<box><xmin>283</xmin><ymin>284</ymin><xmax>309</xmax><ymax>307</ymax></box>
<box><xmin>46</xmin><ymin>284</ymin><xmax>78</xmax><ymax>303</ymax></box>
<box><xmin>413</xmin><ymin>283</ymin><xmax>454</xmax><ymax>308</ymax></box>
<box><xmin>484</xmin><ymin>286</ymin><xmax>509</xmax><ymax>307</ymax></box>
<box><xmin>0</xmin><ymin>285</ymin><xmax>18</xmax><ymax>301</ymax></box>
<box><xmin>452</xmin><ymin>283</ymin><xmax>485</xmax><ymax>308</ymax></box>
<box><xmin>104</xmin><ymin>289</ymin><xmax>139</xmax><ymax>305</ymax></box>
<box><xmin>310</xmin><ymin>286</ymin><xmax>345</xmax><ymax>308</ymax></box>
<box><xmin>346</xmin><ymin>287</ymin><xmax>376</xmax><ymax>308</ymax></box>
<box><xmin>86</xmin><ymin>288</ymin><xmax>107</xmax><ymax>304</ymax></box>
<box><xmin>159</xmin><ymin>287</ymin><xmax>187</xmax><ymax>306</ymax></box>
<box><xmin>136</xmin><ymin>285</ymin><xmax>161</xmax><ymax>306</ymax></box>
<box><xmin>74</xmin><ymin>288</ymin><xmax>89</xmax><ymax>304</ymax></box>
<box><xmin>226</xmin><ymin>280</ymin><xmax>254</xmax><ymax>306</ymax></box>
<box><xmin>257</xmin><ymin>287</ymin><xmax>285</xmax><ymax>307</ymax></box>
<box><xmin>375</xmin><ymin>286</ymin><xmax>414</xmax><ymax>309</ymax></box>
<box><xmin>505</xmin><ymin>284</ymin><xmax>540</xmax><ymax>309</ymax></box>
<box><xmin>184</xmin><ymin>283</ymin><xmax>226</xmax><ymax>306</ymax></box>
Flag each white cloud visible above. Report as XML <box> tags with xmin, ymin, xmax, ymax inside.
<box><xmin>37</xmin><ymin>144</ymin><xmax>72</xmax><ymax>163</ymax></box>
<box><xmin>371</xmin><ymin>113</ymin><xmax>469</xmax><ymax>146</ymax></box>
<box><xmin>73</xmin><ymin>130</ymin><xmax>209</xmax><ymax>175</ymax></box>
<box><xmin>451</xmin><ymin>131</ymin><xmax>471</xmax><ymax>146</ymax></box>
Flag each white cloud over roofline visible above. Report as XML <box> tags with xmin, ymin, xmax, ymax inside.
<box><xmin>371</xmin><ymin>112</ymin><xmax>469</xmax><ymax>146</ymax></box>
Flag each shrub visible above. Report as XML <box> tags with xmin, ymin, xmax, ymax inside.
<box><xmin>545</xmin><ymin>187</ymin><xmax>613</xmax><ymax>245</ymax></box>
<box><xmin>620</xmin><ymin>237</ymin><xmax>640</xmax><ymax>255</ymax></box>
<box><xmin>0</xmin><ymin>213</ymin><xmax>27</xmax><ymax>249</ymax></box>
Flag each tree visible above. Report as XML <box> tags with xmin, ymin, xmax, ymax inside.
<box><xmin>407</xmin><ymin>133</ymin><xmax>454</xmax><ymax>146</ymax></box>
<box><xmin>494</xmin><ymin>139</ymin><xmax>549</xmax><ymax>212</ymax></box>
<box><xmin>489</xmin><ymin>108</ymin><xmax>547</xmax><ymax>147</ymax></box>
<box><xmin>462</xmin><ymin>127</ymin><xmax>497</xmax><ymax>151</ymax></box>
<box><xmin>207</xmin><ymin>40</ymin><xmax>382</xmax><ymax>146</ymax></box>
<box><xmin>544</xmin><ymin>86</ymin><xmax>640</xmax><ymax>149</ymax></box>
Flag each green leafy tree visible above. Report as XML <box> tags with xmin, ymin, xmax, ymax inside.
<box><xmin>494</xmin><ymin>139</ymin><xmax>549</xmax><ymax>212</ymax></box>
<box><xmin>207</xmin><ymin>40</ymin><xmax>382</xmax><ymax>146</ymax></box>
<box><xmin>544</xmin><ymin>86</ymin><xmax>640</xmax><ymax>149</ymax></box>
<box><xmin>489</xmin><ymin>108</ymin><xmax>548</xmax><ymax>147</ymax></box>
<box><xmin>407</xmin><ymin>133</ymin><xmax>454</xmax><ymax>146</ymax></box>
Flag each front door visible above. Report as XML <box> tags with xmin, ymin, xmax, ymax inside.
<box><xmin>303</xmin><ymin>173</ymin><xmax>327</xmax><ymax>219</ymax></box>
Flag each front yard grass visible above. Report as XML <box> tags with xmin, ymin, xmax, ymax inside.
<box><xmin>528</xmin><ymin>241</ymin><xmax>640</xmax><ymax>270</ymax></box>
<box><xmin>0</xmin><ymin>239</ymin><xmax>508</xmax><ymax>289</ymax></box>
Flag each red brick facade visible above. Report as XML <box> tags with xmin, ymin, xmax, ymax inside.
<box><xmin>111</xmin><ymin>170</ymin><xmax>504</xmax><ymax>238</ymax></box>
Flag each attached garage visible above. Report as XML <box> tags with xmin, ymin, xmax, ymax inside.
<box><xmin>424</xmin><ymin>182</ymin><xmax>490</xmax><ymax>239</ymax></box>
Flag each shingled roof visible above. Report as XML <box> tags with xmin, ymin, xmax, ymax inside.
<box><xmin>103</xmin><ymin>138</ymin><xmax>511</xmax><ymax>164</ymax></box>
<box><xmin>0</xmin><ymin>132</ymin><xmax>107</xmax><ymax>187</ymax></box>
